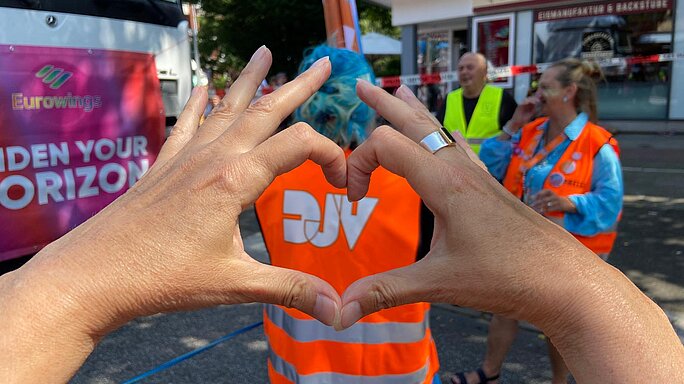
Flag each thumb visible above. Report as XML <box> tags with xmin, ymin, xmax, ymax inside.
<box><xmin>242</xmin><ymin>261</ymin><xmax>342</xmax><ymax>326</ymax></box>
<box><xmin>339</xmin><ymin>261</ymin><xmax>436</xmax><ymax>330</ymax></box>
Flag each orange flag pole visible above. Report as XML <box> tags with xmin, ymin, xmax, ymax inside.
<box><xmin>323</xmin><ymin>0</ymin><xmax>362</xmax><ymax>53</ymax></box>
<box><xmin>323</xmin><ymin>0</ymin><xmax>344</xmax><ymax>49</ymax></box>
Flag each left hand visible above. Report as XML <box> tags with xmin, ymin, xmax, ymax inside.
<box><xmin>531</xmin><ymin>189</ymin><xmax>577</xmax><ymax>213</ymax></box>
<box><xmin>1</xmin><ymin>46</ymin><xmax>345</xmax><ymax>384</ymax></box>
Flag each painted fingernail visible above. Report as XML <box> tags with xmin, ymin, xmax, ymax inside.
<box><xmin>313</xmin><ymin>294</ymin><xmax>339</xmax><ymax>327</ymax></box>
<box><xmin>397</xmin><ymin>85</ymin><xmax>413</xmax><ymax>98</ymax></box>
<box><xmin>356</xmin><ymin>77</ymin><xmax>372</xmax><ymax>87</ymax></box>
<box><xmin>340</xmin><ymin>301</ymin><xmax>363</xmax><ymax>329</ymax></box>
<box><xmin>311</xmin><ymin>56</ymin><xmax>330</xmax><ymax>69</ymax></box>
<box><xmin>250</xmin><ymin>45</ymin><xmax>267</xmax><ymax>61</ymax></box>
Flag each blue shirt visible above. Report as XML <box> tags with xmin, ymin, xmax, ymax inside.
<box><xmin>480</xmin><ymin>113</ymin><xmax>623</xmax><ymax>236</ymax></box>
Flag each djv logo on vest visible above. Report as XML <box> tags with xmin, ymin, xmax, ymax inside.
<box><xmin>282</xmin><ymin>190</ymin><xmax>378</xmax><ymax>250</ymax></box>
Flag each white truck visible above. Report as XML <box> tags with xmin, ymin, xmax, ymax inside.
<box><xmin>0</xmin><ymin>0</ymin><xmax>194</xmax><ymax>262</ymax></box>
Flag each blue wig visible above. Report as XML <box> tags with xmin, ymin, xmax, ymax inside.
<box><xmin>294</xmin><ymin>45</ymin><xmax>375</xmax><ymax>148</ymax></box>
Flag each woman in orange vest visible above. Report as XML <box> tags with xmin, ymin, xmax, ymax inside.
<box><xmin>255</xmin><ymin>45</ymin><xmax>440</xmax><ymax>383</ymax></box>
<box><xmin>453</xmin><ymin>59</ymin><xmax>623</xmax><ymax>384</ymax></box>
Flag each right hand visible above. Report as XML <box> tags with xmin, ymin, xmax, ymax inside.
<box><xmin>341</xmin><ymin>81</ymin><xmax>684</xmax><ymax>384</ymax></box>
<box><xmin>507</xmin><ymin>95</ymin><xmax>540</xmax><ymax>133</ymax></box>
<box><xmin>341</xmin><ymin>81</ymin><xmax>597</xmax><ymax>330</ymax></box>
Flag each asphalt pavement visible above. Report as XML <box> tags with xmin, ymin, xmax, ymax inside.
<box><xmin>70</xmin><ymin>133</ymin><xmax>684</xmax><ymax>384</ymax></box>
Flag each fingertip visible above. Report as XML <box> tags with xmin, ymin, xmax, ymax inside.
<box><xmin>345</xmin><ymin>163</ymin><xmax>370</xmax><ymax>203</ymax></box>
<box><xmin>345</xmin><ymin>181</ymin><xmax>368</xmax><ymax>202</ymax></box>
<box><xmin>313</xmin><ymin>293</ymin><xmax>341</xmax><ymax>327</ymax></box>
<box><xmin>339</xmin><ymin>301</ymin><xmax>363</xmax><ymax>330</ymax></box>
<box><xmin>356</xmin><ymin>77</ymin><xmax>373</xmax><ymax>97</ymax></box>
<box><xmin>395</xmin><ymin>84</ymin><xmax>414</xmax><ymax>99</ymax></box>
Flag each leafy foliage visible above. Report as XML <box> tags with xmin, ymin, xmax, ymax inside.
<box><xmin>198</xmin><ymin>0</ymin><xmax>326</xmax><ymax>80</ymax></box>
<box><xmin>195</xmin><ymin>0</ymin><xmax>399</xmax><ymax>81</ymax></box>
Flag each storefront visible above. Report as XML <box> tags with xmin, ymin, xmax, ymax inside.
<box><xmin>379</xmin><ymin>0</ymin><xmax>472</xmax><ymax>113</ymax></box>
<box><xmin>475</xmin><ymin>0</ymin><xmax>678</xmax><ymax>122</ymax></box>
<box><xmin>379</xmin><ymin>0</ymin><xmax>684</xmax><ymax>128</ymax></box>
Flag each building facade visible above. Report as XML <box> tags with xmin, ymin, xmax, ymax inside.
<box><xmin>373</xmin><ymin>0</ymin><xmax>684</xmax><ymax>131</ymax></box>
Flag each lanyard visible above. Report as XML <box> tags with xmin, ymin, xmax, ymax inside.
<box><xmin>520</xmin><ymin>128</ymin><xmax>567</xmax><ymax>202</ymax></box>
<box><xmin>520</xmin><ymin>130</ymin><xmax>567</xmax><ymax>172</ymax></box>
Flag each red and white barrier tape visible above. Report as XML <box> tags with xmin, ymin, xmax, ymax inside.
<box><xmin>375</xmin><ymin>53</ymin><xmax>684</xmax><ymax>87</ymax></box>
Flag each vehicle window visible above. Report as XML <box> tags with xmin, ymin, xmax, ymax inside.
<box><xmin>0</xmin><ymin>0</ymin><xmax>184</xmax><ymax>27</ymax></box>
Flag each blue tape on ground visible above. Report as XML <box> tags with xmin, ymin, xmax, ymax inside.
<box><xmin>122</xmin><ymin>321</ymin><xmax>263</xmax><ymax>384</ymax></box>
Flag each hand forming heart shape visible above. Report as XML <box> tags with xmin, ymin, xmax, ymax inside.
<box><xmin>3</xmin><ymin>46</ymin><xmax>682</xmax><ymax>384</ymax></box>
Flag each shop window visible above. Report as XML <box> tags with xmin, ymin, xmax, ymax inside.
<box><xmin>533</xmin><ymin>1</ymin><xmax>673</xmax><ymax>120</ymax></box>
<box><xmin>417</xmin><ymin>31</ymin><xmax>449</xmax><ymax>113</ymax></box>
<box><xmin>473</xmin><ymin>13</ymin><xmax>515</xmax><ymax>88</ymax></box>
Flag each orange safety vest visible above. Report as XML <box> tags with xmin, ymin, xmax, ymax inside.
<box><xmin>255</xmin><ymin>154</ymin><xmax>439</xmax><ymax>384</ymax></box>
<box><xmin>502</xmin><ymin>117</ymin><xmax>621</xmax><ymax>255</ymax></box>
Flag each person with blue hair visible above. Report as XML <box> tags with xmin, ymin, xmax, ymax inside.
<box><xmin>255</xmin><ymin>44</ymin><xmax>441</xmax><ymax>384</ymax></box>
<box><xmin>294</xmin><ymin>45</ymin><xmax>375</xmax><ymax>148</ymax></box>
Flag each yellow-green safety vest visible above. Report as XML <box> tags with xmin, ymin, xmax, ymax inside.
<box><xmin>443</xmin><ymin>84</ymin><xmax>503</xmax><ymax>154</ymax></box>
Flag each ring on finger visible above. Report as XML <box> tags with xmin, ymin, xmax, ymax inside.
<box><xmin>419</xmin><ymin>127</ymin><xmax>455</xmax><ymax>154</ymax></box>
<box><xmin>547</xmin><ymin>202</ymin><xmax>552</xmax><ymax>208</ymax></box>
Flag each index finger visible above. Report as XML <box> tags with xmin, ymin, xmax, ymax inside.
<box><xmin>346</xmin><ymin>126</ymin><xmax>452</xmax><ymax>204</ymax></box>
<box><xmin>355</xmin><ymin>79</ymin><xmax>438</xmax><ymax>144</ymax></box>
<box><xmin>217</xmin><ymin>56</ymin><xmax>332</xmax><ymax>152</ymax></box>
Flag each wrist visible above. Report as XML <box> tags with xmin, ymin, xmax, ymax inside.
<box><xmin>529</xmin><ymin>257</ymin><xmax>681</xmax><ymax>382</ymax></box>
<box><xmin>0</xmin><ymin>252</ymin><xmax>99</xmax><ymax>382</ymax></box>
<box><xmin>502</xmin><ymin>122</ymin><xmax>520</xmax><ymax>137</ymax></box>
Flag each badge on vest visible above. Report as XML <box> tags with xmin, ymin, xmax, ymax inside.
<box><xmin>482</xmin><ymin>102</ymin><xmax>494</xmax><ymax>115</ymax></box>
<box><xmin>549</xmin><ymin>172</ymin><xmax>565</xmax><ymax>188</ymax></box>
<box><xmin>561</xmin><ymin>161</ymin><xmax>577</xmax><ymax>175</ymax></box>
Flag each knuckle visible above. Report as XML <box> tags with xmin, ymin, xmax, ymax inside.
<box><xmin>247</xmin><ymin>95</ymin><xmax>277</xmax><ymax>116</ymax></box>
<box><xmin>369</xmin><ymin>125</ymin><xmax>394</xmax><ymax>140</ymax></box>
<box><xmin>215</xmin><ymin>162</ymin><xmax>244</xmax><ymax>194</ymax></box>
<box><xmin>210</xmin><ymin>103</ymin><xmax>238</xmax><ymax>120</ymax></box>
<box><xmin>366</xmin><ymin>280</ymin><xmax>398</xmax><ymax>311</ymax></box>
<box><xmin>410</xmin><ymin>109</ymin><xmax>435</xmax><ymax>126</ymax></box>
<box><xmin>169</xmin><ymin>122</ymin><xmax>191</xmax><ymax>139</ymax></box>
<box><xmin>288</xmin><ymin>123</ymin><xmax>316</xmax><ymax>142</ymax></box>
<box><xmin>281</xmin><ymin>275</ymin><xmax>311</xmax><ymax>309</ymax></box>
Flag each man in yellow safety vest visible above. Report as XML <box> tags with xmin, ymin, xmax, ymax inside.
<box><xmin>437</xmin><ymin>52</ymin><xmax>517</xmax><ymax>154</ymax></box>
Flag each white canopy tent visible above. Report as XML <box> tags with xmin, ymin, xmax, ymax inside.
<box><xmin>361</xmin><ymin>32</ymin><xmax>401</xmax><ymax>55</ymax></box>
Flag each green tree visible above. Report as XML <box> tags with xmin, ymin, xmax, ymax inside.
<box><xmin>358</xmin><ymin>1</ymin><xmax>399</xmax><ymax>38</ymax></box>
<box><xmin>357</xmin><ymin>1</ymin><xmax>400</xmax><ymax>77</ymax></box>
<box><xmin>198</xmin><ymin>0</ymin><xmax>327</xmax><ymax>80</ymax></box>
<box><xmin>196</xmin><ymin>1</ymin><xmax>398</xmax><ymax>80</ymax></box>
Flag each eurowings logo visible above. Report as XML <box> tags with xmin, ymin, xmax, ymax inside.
<box><xmin>35</xmin><ymin>65</ymin><xmax>73</xmax><ymax>89</ymax></box>
<box><xmin>282</xmin><ymin>190</ymin><xmax>379</xmax><ymax>250</ymax></box>
<box><xmin>11</xmin><ymin>65</ymin><xmax>102</xmax><ymax>112</ymax></box>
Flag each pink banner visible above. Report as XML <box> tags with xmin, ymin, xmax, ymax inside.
<box><xmin>0</xmin><ymin>45</ymin><xmax>164</xmax><ymax>261</ymax></box>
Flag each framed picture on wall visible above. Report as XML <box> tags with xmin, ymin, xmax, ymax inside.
<box><xmin>472</xmin><ymin>13</ymin><xmax>515</xmax><ymax>88</ymax></box>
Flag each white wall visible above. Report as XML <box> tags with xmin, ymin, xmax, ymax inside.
<box><xmin>669</xmin><ymin>0</ymin><xmax>684</xmax><ymax>119</ymax></box>
<box><xmin>514</xmin><ymin>11</ymin><xmax>533</xmax><ymax>102</ymax></box>
<box><xmin>392</xmin><ymin>0</ymin><xmax>472</xmax><ymax>26</ymax></box>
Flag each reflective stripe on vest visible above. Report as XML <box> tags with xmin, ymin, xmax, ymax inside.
<box><xmin>269</xmin><ymin>348</ymin><xmax>432</xmax><ymax>384</ymax></box>
<box><xmin>465</xmin><ymin>138</ymin><xmax>486</xmax><ymax>145</ymax></box>
<box><xmin>503</xmin><ymin>118</ymin><xmax>621</xmax><ymax>255</ymax></box>
<box><xmin>443</xmin><ymin>84</ymin><xmax>503</xmax><ymax>154</ymax></box>
<box><xmin>266</xmin><ymin>304</ymin><xmax>429</xmax><ymax>344</ymax></box>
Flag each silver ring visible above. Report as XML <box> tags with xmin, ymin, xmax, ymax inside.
<box><xmin>547</xmin><ymin>202</ymin><xmax>552</xmax><ymax>208</ymax></box>
<box><xmin>419</xmin><ymin>129</ymin><xmax>454</xmax><ymax>154</ymax></box>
